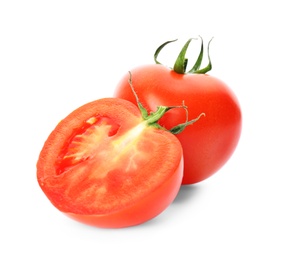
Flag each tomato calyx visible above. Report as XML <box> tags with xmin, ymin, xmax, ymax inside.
<box><xmin>128</xmin><ymin>72</ymin><xmax>205</xmax><ymax>134</ymax></box>
<box><xmin>154</xmin><ymin>36</ymin><xmax>213</xmax><ymax>75</ymax></box>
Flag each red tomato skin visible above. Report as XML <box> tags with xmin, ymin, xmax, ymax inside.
<box><xmin>37</xmin><ymin>98</ymin><xmax>183</xmax><ymax>228</ymax></box>
<box><xmin>114</xmin><ymin>65</ymin><xmax>242</xmax><ymax>184</ymax></box>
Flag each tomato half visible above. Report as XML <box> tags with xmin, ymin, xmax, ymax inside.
<box><xmin>114</xmin><ymin>39</ymin><xmax>242</xmax><ymax>184</ymax></box>
<box><xmin>37</xmin><ymin>98</ymin><xmax>183</xmax><ymax>228</ymax></box>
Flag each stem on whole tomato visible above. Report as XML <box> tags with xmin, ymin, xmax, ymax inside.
<box><xmin>128</xmin><ymin>72</ymin><xmax>205</xmax><ymax>134</ymax></box>
<box><xmin>154</xmin><ymin>36</ymin><xmax>213</xmax><ymax>74</ymax></box>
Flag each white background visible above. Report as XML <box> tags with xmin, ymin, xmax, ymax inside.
<box><xmin>1</xmin><ymin>1</ymin><xmax>284</xmax><ymax>259</ymax></box>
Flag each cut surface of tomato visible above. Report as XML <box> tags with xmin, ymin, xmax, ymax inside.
<box><xmin>37</xmin><ymin>98</ymin><xmax>183</xmax><ymax>228</ymax></box>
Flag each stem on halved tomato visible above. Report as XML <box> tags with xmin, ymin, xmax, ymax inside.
<box><xmin>128</xmin><ymin>72</ymin><xmax>205</xmax><ymax>134</ymax></box>
<box><xmin>154</xmin><ymin>36</ymin><xmax>213</xmax><ymax>74</ymax></box>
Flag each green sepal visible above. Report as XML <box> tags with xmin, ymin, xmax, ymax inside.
<box><xmin>169</xmin><ymin>113</ymin><xmax>205</xmax><ymax>134</ymax></box>
<box><xmin>173</xmin><ymin>38</ymin><xmax>196</xmax><ymax>74</ymax></box>
<box><xmin>146</xmin><ymin>106</ymin><xmax>172</xmax><ymax>125</ymax></box>
<box><xmin>153</xmin><ymin>36</ymin><xmax>213</xmax><ymax>75</ymax></box>
<box><xmin>154</xmin><ymin>39</ymin><xmax>177</xmax><ymax>65</ymax></box>
<box><xmin>188</xmin><ymin>36</ymin><xmax>204</xmax><ymax>73</ymax></box>
<box><xmin>128</xmin><ymin>71</ymin><xmax>148</xmax><ymax>119</ymax></box>
<box><xmin>194</xmin><ymin>38</ymin><xmax>213</xmax><ymax>74</ymax></box>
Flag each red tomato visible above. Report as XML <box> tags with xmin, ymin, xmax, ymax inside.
<box><xmin>37</xmin><ymin>98</ymin><xmax>183</xmax><ymax>228</ymax></box>
<box><xmin>114</xmin><ymin>39</ymin><xmax>242</xmax><ymax>184</ymax></box>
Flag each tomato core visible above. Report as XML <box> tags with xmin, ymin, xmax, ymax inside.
<box><xmin>55</xmin><ymin>116</ymin><xmax>120</xmax><ymax>175</ymax></box>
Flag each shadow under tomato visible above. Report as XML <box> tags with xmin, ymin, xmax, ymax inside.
<box><xmin>172</xmin><ymin>184</ymin><xmax>202</xmax><ymax>205</ymax></box>
<box><xmin>129</xmin><ymin>184</ymin><xmax>203</xmax><ymax>229</ymax></box>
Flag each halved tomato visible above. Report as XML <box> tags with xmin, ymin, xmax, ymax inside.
<box><xmin>37</xmin><ymin>98</ymin><xmax>184</xmax><ymax>228</ymax></box>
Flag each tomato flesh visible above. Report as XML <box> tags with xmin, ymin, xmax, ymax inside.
<box><xmin>37</xmin><ymin>98</ymin><xmax>183</xmax><ymax>227</ymax></box>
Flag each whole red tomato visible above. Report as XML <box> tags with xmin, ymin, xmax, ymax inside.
<box><xmin>114</xmin><ymin>38</ymin><xmax>242</xmax><ymax>184</ymax></box>
<box><xmin>37</xmin><ymin>94</ymin><xmax>193</xmax><ymax>228</ymax></box>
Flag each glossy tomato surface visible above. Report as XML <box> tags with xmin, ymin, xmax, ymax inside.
<box><xmin>114</xmin><ymin>65</ymin><xmax>242</xmax><ymax>184</ymax></box>
<box><xmin>37</xmin><ymin>98</ymin><xmax>183</xmax><ymax>228</ymax></box>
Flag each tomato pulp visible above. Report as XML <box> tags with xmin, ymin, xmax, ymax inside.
<box><xmin>114</xmin><ymin>64</ymin><xmax>242</xmax><ymax>184</ymax></box>
<box><xmin>37</xmin><ymin>98</ymin><xmax>183</xmax><ymax>228</ymax></box>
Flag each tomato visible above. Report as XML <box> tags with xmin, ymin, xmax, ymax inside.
<box><xmin>37</xmin><ymin>97</ymin><xmax>185</xmax><ymax>228</ymax></box>
<box><xmin>114</xmin><ymin>38</ymin><xmax>242</xmax><ymax>184</ymax></box>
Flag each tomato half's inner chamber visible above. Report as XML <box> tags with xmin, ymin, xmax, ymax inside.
<box><xmin>46</xmin><ymin>115</ymin><xmax>180</xmax><ymax>215</ymax></box>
